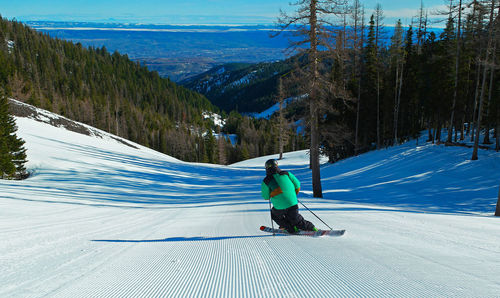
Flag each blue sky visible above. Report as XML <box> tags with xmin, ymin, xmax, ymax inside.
<box><xmin>0</xmin><ymin>0</ymin><xmax>447</xmax><ymax>25</ymax></box>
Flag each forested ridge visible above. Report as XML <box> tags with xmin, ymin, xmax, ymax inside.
<box><xmin>182</xmin><ymin>59</ymin><xmax>296</xmax><ymax>113</ymax></box>
<box><xmin>0</xmin><ymin>17</ymin><xmax>307</xmax><ymax>164</ymax></box>
<box><xmin>0</xmin><ymin>17</ymin><xmax>216</xmax><ymax>161</ymax></box>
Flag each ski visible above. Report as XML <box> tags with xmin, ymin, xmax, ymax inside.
<box><xmin>260</xmin><ymin>226</ymin><xmax>345</xmax><ymax>237</ymax></box>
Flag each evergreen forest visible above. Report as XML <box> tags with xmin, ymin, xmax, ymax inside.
<box><xmin>272</xmin><ymin>0</ymin><xmax>500</xmax><ymax>166</ymax></box>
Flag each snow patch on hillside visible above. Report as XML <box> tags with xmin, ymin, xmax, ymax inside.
<box><xmin>215</xmin><ymin>66</ymin><xmax>226</xmax><ymax>75</ymax></box>
<box><xmin>202</xmin><ymin>111</ymin><xmax>225</xmax><ymax>127</ymax></box>
<box><xmin>6</xmin><ymin>39</ymin><xmax>14</xmax><ymax>53</ymax></box>
<box><xmin>248</xmin><ymin>94</ymin><xmax>307</xmax><ymax>119</ymax></box>
<box><xmin>229</xmin><ymin>70</ymin><xmax>257</xmax><ymax>88</ymax></box>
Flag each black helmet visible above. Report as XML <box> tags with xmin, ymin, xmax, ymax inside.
<box><xmin>265</xmin><ymin>159</ymin><xmax>278</xmax><ymax>173</ymax></box>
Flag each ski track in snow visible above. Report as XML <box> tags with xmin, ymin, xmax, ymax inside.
<box><xmin>1</xmin><ymin>113</ymin><xmax>500</xmax><ymax>297</ymax></box>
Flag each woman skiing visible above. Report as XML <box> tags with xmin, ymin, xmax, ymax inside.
<box><xmin>261</xmin><ymin>159</ymin><xmax>317</xmax><ymax>234</ymax></box>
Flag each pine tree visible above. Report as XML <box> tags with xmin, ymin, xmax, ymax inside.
<box><xmin>421</xmin><ymin>31</ymin><xmax>438</xmax><ymax>143</ymax></box>
<box><xmin>239</xmin><ymin>142</ymin><xmax>250</xmax><ymax>161</ymax></box>
<box><xmin>204</xmin><ymin>132</ymin><xmax>217</xmax><ymax>164</ymax></box>
<box><xmin>217</xmin><ymin>128</ymin><xmax>227</xmax><ymax>165</ymax></box>
<box><xmin>429</xmin><ymin>17</ymin><xmax>456</xmax><ymax>143</ymax></box>
<box><xmin>277</xmin><ymin>77</ymin><xmax>289</xmax><ymax>160</ymax></box>
<box><xmin>0</xmin><ymin>92</ymin><xmax>28</xmax><ymax>179</ymax></box>
<box><xmin>361</xmin><ymin>15</ymin><xmax>378</xmax><ymax>148</ymax></box>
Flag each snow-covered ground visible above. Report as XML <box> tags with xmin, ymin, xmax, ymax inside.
<box><xmin>2</xmin><ymin>105</ymin><xmax>500</xmax><ymax>297</ymax></box>
<box><xmin>247</xmin><ymin>95</ymin><xmax>306</xmax><ymax>119</ymax></box>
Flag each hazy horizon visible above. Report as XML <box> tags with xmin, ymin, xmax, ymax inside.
<box><xmin>2</xmin><ymin>0</ymin><xmax>448</xmax><ymax>27</ymax></box>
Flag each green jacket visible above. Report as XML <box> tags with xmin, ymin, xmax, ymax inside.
<box><xmin>261</xmin><ymin>171</ymin><xmax>300</xmax><ymax>210</ymax></box>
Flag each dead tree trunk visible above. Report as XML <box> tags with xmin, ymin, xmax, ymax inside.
<box><xmin>353</xmin><ymin>1</ymin><xmax>365</xmax><ymax>155</ymax></box>
<box><xmin>496</xmin><ymin>121</ymin><xmax>499</xmax><ymax>151</ymax></box>
<box><xmin>274</xmin><ymin>0</ymin><xmax>347</xmax><ymax>197</ymax></box>
<box><xmin>309</xmin><ymin>0</ymin><xmax>323</xmax><ymax>198</ymax></box>
<box><xmin>278</xmin><ymin>78</ymin><xmax>286</xmax><ymax>160</ymax></box>
<box><xmin>471</xmin><ymin>60</ymin><xmax>481</xmax><ymax>141</ymax></box>
<box><xmin>375</xmin><ymin>4</ymin><xmax>384</xmax><ymax>150</ymax></box>
<box><xmin>394</xmin><ymin>62</ymin><xmax>404</xmax><ymax>145</ymax></box>
<box><xmin>428</xmin><ymin>118</ymin><xmax>434</xmax><ymax>143</ymax></box>
<box><xmin>447</xmin><ymin>0</ymin><xmax>463</xmax><ymax>143</ymax></box>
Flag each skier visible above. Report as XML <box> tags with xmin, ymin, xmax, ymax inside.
<box><xmin>261</xmin><ymin>159</ymin><xmax>317</xmax><ymax>234</ymax></box>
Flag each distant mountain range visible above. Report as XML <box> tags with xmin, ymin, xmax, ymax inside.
<box><xmin>26</xmin><ymin>21</ymin><xmax>443</xmax><ymax>83</ymax></box>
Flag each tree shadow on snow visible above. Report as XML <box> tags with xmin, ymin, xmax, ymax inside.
<box><xmin>92</xmin><ymin>234</ymin><xmax>280</xmax><ymax>243</ymax></box>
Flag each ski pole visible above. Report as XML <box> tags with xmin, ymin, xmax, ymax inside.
<box><xmin>298</xmin><ymin>199</ymin><xmax>334</xmax><ymax>230</ymax></box>
<box><xmin>268</xmin><ymin>199</ymin><xmax>275</xmax><ymax>236</ymax></box>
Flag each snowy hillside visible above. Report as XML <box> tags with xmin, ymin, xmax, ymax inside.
<box><xmin>246</xmin><ymin>95</ymin><xmax>307</xmax><ymax>119</ymax></box>
<box><xmin>2</xmin><ymin>102</ymin><xmax>500</xmax><ymax>297</ymax></box>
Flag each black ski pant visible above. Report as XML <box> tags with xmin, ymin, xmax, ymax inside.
<box><xmin>271</xmin><ymin>204</ymin><xmax>315</xmax><ymax>232</ymax></box>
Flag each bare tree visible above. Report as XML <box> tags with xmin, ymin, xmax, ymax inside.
<box><xmin>274</xmin><ymin>0</ymin><xmax>347</xmax><ymax>198</ymax></box>
<box><xmin>338</xmin><ymin>7</ymin><xmax>348</xmax><ymax>92</ymax></box>
<box><xmin>374</xmin><ymin>4</ymin><xmax>385</xmax><ymax>150</ymax></box>
<box><xmin>417</xmin><ymin>0</ymin><xmax>425</xmax><ymax>51</ymax></box>
<box><xmin>391</xmin><ymin>19</ymin><xmax>405</xmax><ymax>145</ymax></box>
<box><xmin>277</xmin><ymin>77</ymin><xmax>290</xmax><ymax>160</ymax></box>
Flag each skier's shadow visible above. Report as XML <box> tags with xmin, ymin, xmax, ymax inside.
<box><xmin>93</xmin><ymin>234</ymin><xmax>283</xmax><ymax>243</ymax></box>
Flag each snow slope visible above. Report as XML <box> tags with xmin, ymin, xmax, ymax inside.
<box><xmin>246</xmin><ymin>95</ymin><xmax>306</xmax><ymax>119</ymax></box>
<box><xmin>1</xmin><ymin>105</ymin><xmax>500</xmax><ymax>297</ymax></box>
